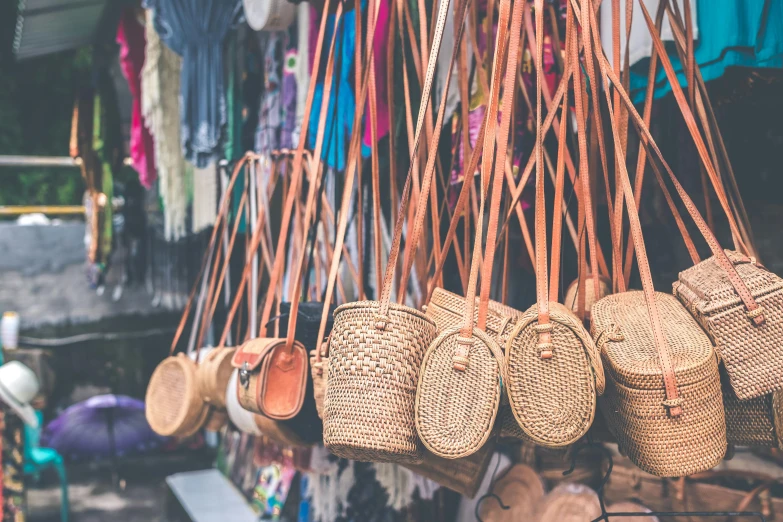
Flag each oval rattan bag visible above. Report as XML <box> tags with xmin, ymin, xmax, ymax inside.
<box><xmin>506</xmin><ymin>302</ymin><xmax>602</xmax><ymax>447</ymax></box>
<box><xmin>564</xmin><ymin>275</ymin><xmax>611</xmax><ymax>321</ymax></box>
<box><xmin>146</xmin><ymin>353</ymin><xmax>208</xmax><ymax>437</ymax></box>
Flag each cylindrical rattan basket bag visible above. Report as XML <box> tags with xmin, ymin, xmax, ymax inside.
<box><xmin>324</xmin><ymin>0</ymin><xmax>459</xmax><ymax>463</ymax></box>
<box><xmin>146</xmin><ymin>353</ymin><xmax>208</xmax><ymax>437</ymax></box>
<box><xmin>591</xmin><ymin>291</ymin><xmax>726</xmax><ymax>477</ymax></box>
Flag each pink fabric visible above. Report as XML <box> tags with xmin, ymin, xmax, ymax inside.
<box><xmin>363</xmin><ymin>0</ymin><xmax>391</xmax><ymax>148</ymax></box>
<box><xmin>117</xmin><ymin>9</ymin><xmax>156</xmax><ymax>188</ymax></box>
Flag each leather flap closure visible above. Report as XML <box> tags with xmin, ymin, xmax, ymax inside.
<box><xmin>231</xmin><ymin>338</ymin><xmax>285</xmax><ymax>371</ymax></box>
<box><xmin>259</xmin><ymin>340</ymin><xmax>308</xmax><ymax>420</ymax></box>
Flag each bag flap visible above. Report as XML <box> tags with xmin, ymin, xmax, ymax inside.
<box><xmin>231</xmin><ymin>338</ymin><xmax>285</xmax><ymax>371</ymax></box>
<box><xmin>259</xmin><ymin>341</ymin><xmax>308</xmax><ymax>420</ymax></box>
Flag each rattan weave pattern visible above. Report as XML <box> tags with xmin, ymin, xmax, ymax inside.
<box><xmin>591</xmin><ymin>291</ymin><xmax>726</xmax><ymax>477</ymax></box>
<box><xmin>415</xmin><ymin>327</ymin><xmax>505</xmax><ymax>459</ymax></box>
<box><xmin>674</xmin><ymin>250</ymin><xmax>783</xmax><ymax>400</ymax></box>
<box><xmin>146</xmin><ymin>354</ymin><xmax>207</xmax><ymax>437</ymax></box>
<box><xmin>324</xmin><ymin>300</ymin><xmax>436</xmax><ymax>463</ymax></box>
<box><xmin>506</xmin><ymin>301</ymin><xmax>601</xmax><ymax>447</ymax></box>
<box><xmin>721</xmin><ymin>365</ymin><xmax>783</xmax><ymax>448</ymax></box>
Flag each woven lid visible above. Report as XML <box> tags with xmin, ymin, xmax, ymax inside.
<box><xmin>676</xmin><ymin>250</ymin><xmax>783</xmax><ymax>315</ymax></box>
<box><xmin>478</xmin><ymin>464</ymin><xmax>545</xmax><ymax>521</ymax></box>
<box><xmin>605</xmin><ymin>501</ymin><xmax>659</xmax><ymax>521</ymax></box>
<box><xmin>591</xmin><ymin>292</ymin><xmax>716</xmax><ymax>390</ymax></box>
<box><xmin>534</xmin><ymin>483</ymin><xmax>602</xmax><ymax>522</ymax></box>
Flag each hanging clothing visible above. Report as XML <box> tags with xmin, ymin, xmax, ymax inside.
<box><xmin>141</xmin><ymin>8</ymin><xmax>188</xmax><ymax>241</ymax></box>
<box><xmin>294</xmin><ymin>3</ymin><xmax>311</xmax><ymax>144</ymax></box>
<box><xmin>256</xmin><ymin>32</ymin><xmax>285</xmax><ymax>154</ymax></box>
<box><xmin>600</xmin><ymin>0</ymin><xmax>699</xmax><ymax>71</ymax></box>
<box><xmin>144</xmin><ymin>0</ymin><xmax>243</xmax><ymax>167</ymax></box>
<box><xmin>626</xmin><ymin>0</ymin><xmax>783</xmax><ymax>101</ymax></box>
<box><xmin>361</xmin><ymin>0</ymin><xmax>391</xmax><ymax>157</ymax></box>
<box><xmin>1</xmin><ymin>409</ymin><xmax>24</xmax><ymax>522</ymax></box>
<box><xmin>307</xmin><ymin>4</ymin><xmax>356</xmax><ymax>171</ymax></box>
<box><xmin>192</xmin><ymin>162</ymin><xmax>218</xmax><ymax>233</ymax></box>
<box><xmin>117</xmin><ymin>8</ymin><xmax>157</xmax><ymax>189</ymax></box>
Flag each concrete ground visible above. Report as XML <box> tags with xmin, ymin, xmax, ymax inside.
<box><xmin>26</xmin><ymin>452</ymin><xmax>213</xmax><ymax>522</ymax></box>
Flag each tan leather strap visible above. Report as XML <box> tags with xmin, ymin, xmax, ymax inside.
<box><xmin>170</xmin><ymin>156</ymin><xmax>246</xmax><ymax>354</ymax></box>
<box><xmin>375</xmin><ymin>0</ymin><xmax>464</xmax><ymax>324</ymax></box>
<box><xmin>256</xmin><ymin>0</ymin><xmax>341</xmax><ymax>339</ymax></box>
<box><xmin>454</xmin><ymin>0</ymin><xmax>510</xmax><ymax>356</ymax></box>
<box><xmin>260</xmin><ymin>1</ymin><xmax>345</xmax><ymax>342</ymax></box>
<box><xmin>476</xmin><ymin>0</ymin><xmax>524</xmax><ymax>331</ymax></box>
<box><xmin>626</xmin><ymin>0</ymin><xmax>765</xmax><ymax>325</ymax></box>
<box><xmin>579</xmin><ymin>0</ymin><xmax>684</xmax><ymax>415</ymax></box>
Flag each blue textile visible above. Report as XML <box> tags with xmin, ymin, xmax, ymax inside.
<box><xmin>307</xmin><ymin>5</ymin><xmax>356</xmax><ymax>171</ymax></box>
<box><xmin>630</xmin><ymin>0</ymin><xmax>783</xmax><ymax>102</ymax></box>
<box><xmin>145</xmin><ymin>0</ymin><xmax>243</xmax><ymax>167</ymax></box>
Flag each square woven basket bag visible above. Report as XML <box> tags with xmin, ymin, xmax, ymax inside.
<box><xmin>591</xmin><ymin>291</ymin><xmax>726</xmax><ymax>477</ymax></box>
<box><xmin>721</xmin><ymin>365</ymin><xmax>783</xmax><ymax>449</ymax></box>
<box><xmin>674</xmin><ymin>250</ymin><xmax>783</xmax><ymax>401</ymax></box>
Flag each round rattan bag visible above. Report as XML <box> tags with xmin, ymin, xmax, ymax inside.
<box><xmin>564</xmin><ymin>275</ymin><xmax>611</xmax><ymax>320</ymax></box>
<box><xmin>145</xmin><ymin>353</ymin><xmax>208</xmax><ymax>437</ymax></box>
<box><xmin>415</xmin><ymin>327</ymin><xmax>505</xmax><ymax>459</ymax></box>
<box><xmin>195</xmin><ymin>347</ymin><xmax>236</xmax><ymax>409</ymax></box>
<box><xmin>534</xmin><ymin>483</ymin><xmax>602</xmax><ymax>522</ymax></box>
<box><xmin>478</xmin><ymin>464</ymin><xmax>545</xmax><ymax>521</ymax></box>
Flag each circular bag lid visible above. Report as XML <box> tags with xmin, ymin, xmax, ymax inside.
<box><xmin>244</xmin><ymin>0</ymin><xmax>296</xmax><ymax>31</ymax></box>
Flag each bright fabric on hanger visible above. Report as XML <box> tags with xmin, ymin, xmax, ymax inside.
<box><xmin>626</xmin><ymin>0</ymin><xmax>783</xmax><ymax>102</ymax></box>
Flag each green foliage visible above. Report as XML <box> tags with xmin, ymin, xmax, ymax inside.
<box><xmin>0</xmin><ymin>48</ymin><xmax>94</xmax><ymax>207</ymax></box>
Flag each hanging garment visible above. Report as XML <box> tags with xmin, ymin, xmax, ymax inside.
<box><xmin>626</xmin><ymin>0</ymin><xmax>783</xmax><ymax>101</ymax></box>
<box><xmin>307</xmin><ymin>4</ymin><xmax>356</xmax><ymax>171</ymax></box>
<box><xmin>191</xmin><ymin>162</ymin><xmax>218</xmax><ymax>233</ymax></box>
<box><xmin>282</xmin><ymin>37</ymin><xmax>299</xmax><ymax>150</ymax></box>
<box><xmin>600</xmin><ymin>0</ymin><xmax>699</xmax><ymax>71</ymax></box>
<box><xmin>141</xmin><ymin>8</ymin><xmax>188</xmax><ymax>241</ymax></box>
<box><xmin>294</xmin><ymin>3</ymin><xmax>311</xmax><ymax>144</ymax></box>
<box><xmin>256</xmin><ymin>31</ymin><xmax>285</xmax><ymax>154</ymax></box>
<box><xmin>144</xmin><ymin>0</ymin><xmax>243</xmax><ymax>167</ymax></box>
<box><xmin>1</xmin><ymin>409</ymin><xmax>24</xmax><ymax>522</ymax></box>
<box><xmin>117</xmin><ymin>8</ymin><xmax>157</xmax><ymax>189</ymax></box>
<box><xmin>361</xmin><ymin>0</ymin><xmax>391</xmax><ymax>157</ymax></box>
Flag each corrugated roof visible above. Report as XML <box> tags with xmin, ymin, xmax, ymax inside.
<box><xmin>13</xmin><ymin>0</ymin><xmax>108</xmax><ymax>60</ymax></box>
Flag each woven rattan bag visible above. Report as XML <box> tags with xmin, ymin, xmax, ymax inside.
<box><xmin>591</xmin><ymin>292</ymin><xmax>726</xmax><ymax>476</ymax></box>
<box><xmin>415</xmin><ymin>0</ymin><xmax>518</xmax><ymax>460</ymax></box>
<box><xmin>196</xmin><ymin>347</ymin><xmax>235</xmax><ymax>409</ymax></box>
<box><xmin>674</xmin><ymin>252</ymin><xmax>783</xmax><ymax>400</ymax></box>
<box><xmin>505</xmin><ymin>5</ymin><xmax>602</xmax><ymax>448</ymax></box>
<box><xmin>721</xmin><ymin>365</ymin><xmax>783</xmax><ymax>448</ymax></box>
<box><xmin>323</xmin><ymin>0</ymin><xmax>460</xmax><ymax>464</ymax></box>
<box><xmin>581</xmin><ymin>0</ymin><xmax>727</xmax><ymax>477</ymax></box>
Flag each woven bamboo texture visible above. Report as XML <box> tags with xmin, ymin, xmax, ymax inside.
<box><xmin>674</xmin><ymin>250</ymin><xmax>783</xmax><ymax>400</ymax></box>
<box><xmin>196</xmin><ymin>347</ymin><xmax>235</xmax><ymax>409</ymax></box>
<box><xmin>721</xmin><ymin>365</ymin><xmax>783</xmax><ymax>448</ymax></box>
<box><xmin>324</xmin><ymin>300</ymin><xmax>436</xmax><ymax>463</ymax></box>
<box><xmin>146</xmin><ymin>354</ymin><xmax>208</xmax><ymax>437</ymax></box>
<box><xmin>425</xmin><ymin>287</ymin><xmax>523</xmax><ymax>339</ymax></box>
<box><xmin>505</xmin><ymin>301</ymin><xmax>601</xmax><ymax>447</ymax></box>
<box><xmin>591</xmin><ymin>291</ymin><xmax>726</xmax><ymax>477</ymax></box>
<box><xmin>415</xmin><ymin>327</ymin><xmax>505</xmax><ymax>459</ymax></box>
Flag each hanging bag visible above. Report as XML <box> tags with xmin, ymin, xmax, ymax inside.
<box><xmin>414</xmin><ymin>0</ymin><xmax>519</xmax><ymax>460</ymax></box>
<box><xmin>581</xmin><ymin>0</ymin><xmax>726</xmax><ymax>477</ymax></box>
<box><xmin>322</xmin><ymin>0</ymin><xmax>456</xmax><ymax>464</ymax></box>
<box><xmin>504</xmin><ymin>0</ymin><xmax>601</xmax><ymax>448</ymax></box>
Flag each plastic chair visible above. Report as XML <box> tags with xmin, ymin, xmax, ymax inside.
<box><xmin>24</xmin><ymin>410</ymin><xmax>69</xmax><ymax>522</ymax></box>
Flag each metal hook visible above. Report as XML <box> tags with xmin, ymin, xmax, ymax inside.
<box><xmin>475</xmin><ymin>493</ymin><xmax>511</xmax><ymax>522</ymax></box>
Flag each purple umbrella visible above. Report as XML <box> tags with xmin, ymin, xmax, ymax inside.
<box><xmin>41</xmin><ymin>394</ymin><xmax>169</xmax><ymax>460</ymax></box>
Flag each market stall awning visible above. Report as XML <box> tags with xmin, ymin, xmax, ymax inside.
<box><xmin>13</xmin><ymin>0</ymin><xmax>108</xmax><ymax>60</ymax></box>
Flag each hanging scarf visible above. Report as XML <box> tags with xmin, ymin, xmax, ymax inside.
<box><xmin>144</xmin><ymin>0</ymin><xmax>242</xmax><ymax>167</ymax></box>
<box><xmin>141</xmin><ymin>8</ymin><xmax>187</xmax><ymax>240</ymax></box>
